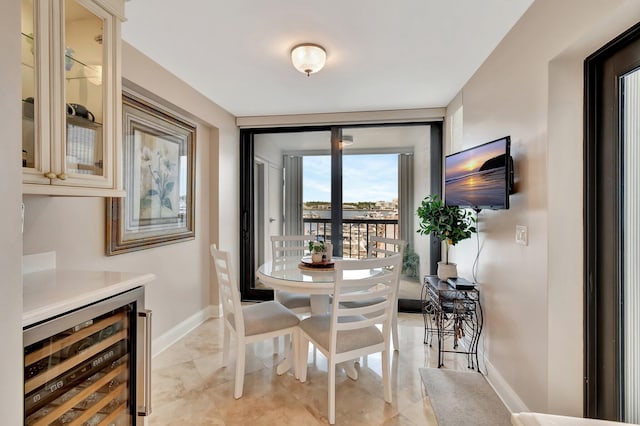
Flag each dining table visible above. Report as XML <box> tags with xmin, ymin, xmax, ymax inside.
<box><xmin>258</xmin><ymin>257</ymin><xmax>337</xmax><ymax>312</ymax></box>
<box><xmin>257</xmin><ymin>256</ymin><xmax>388</xmax><ymax>379</ymax></box>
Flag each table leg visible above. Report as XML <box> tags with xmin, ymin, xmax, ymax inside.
<box><xmin>276</xmin><ymin>356</ymin><xmax>292</xmax><ymax>375</ymax></box>
<box><xmin>277</xmin><ymin>295</ymin><xmax>357</xmax><ymax>380</ymax></box>
<box><xmin>310</xmin><ymin>295</ymin><xmax>357</xmax><ymax>379</ymax></box>
<box><xmin>276</xmin><ymin>333</ymin><xmax>294</xmax><ymax>375</ymax></box>
<box><xmin>276</xmin><ymin>295</ymin><xmax>329</xmax><ymax>377</ymax></box>
<box><xmin>310</xmin><ymin>294</ymin><xmax>330</xmax><ymax>314</ymax></box>
<box><xmin>286</xmin><ymin>345</ymin><xmax>357</xmax><ymax>380</ymax></box>
<box><xmin>342</xmin><ymin>362</ymin><xmax>358</xmax><ymax>380</ymax></box>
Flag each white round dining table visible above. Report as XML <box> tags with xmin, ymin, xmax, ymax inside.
<box><xmin>257</xmin><ymin>260</ymin><xmax>335</xmax><ymax>289</ymax></box>
<box><xmin>258</xmin><ymin>258</ymin><xmax>335</xmax><ymax>314</ymax></box>
<box><xmin>257</xmin><ymin>257</ymin><xmax>386</xmax><ymax>314</ymax></box>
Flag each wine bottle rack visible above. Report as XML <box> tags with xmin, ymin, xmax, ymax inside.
<box><xmin>24</xmin><ymin>308</ymin><xmax>131</xmax><ymax>426</ymax></box>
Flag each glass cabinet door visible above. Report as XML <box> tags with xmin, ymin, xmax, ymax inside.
<box><xmin>21</xmin><ymin>0</ymin><xmax>124</xmax><ymax>194</ymax></box>
<box><xmin>21</xmin><ymin>0</ymin><xmax>51</xmax><ymax>183</ymax></box>
<box><xmin>62</xmin><ymin>0</ymin><xmax>106</xmax><ymax>179</ymax></box>
<box><xmin>21</xmin><ymin>0</ymin><xmax>36</xmax><ymax>169</ymax></box>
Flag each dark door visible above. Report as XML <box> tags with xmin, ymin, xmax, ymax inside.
<box><xmin>585</xmin><ymin>22</ymin><xmax>640</xmax><ymax>422</ymax></box>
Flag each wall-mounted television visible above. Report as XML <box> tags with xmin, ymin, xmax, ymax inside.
<box><xmin>444</xmin><ymin>136</ymin><xmax>513</xmax><ymax>210</ymax></box>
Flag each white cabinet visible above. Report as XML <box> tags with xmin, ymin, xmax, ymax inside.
<box><xmin>21</xmin><ymin>0</ymin><xmax>126</xmax><ymax>196</ymax></box>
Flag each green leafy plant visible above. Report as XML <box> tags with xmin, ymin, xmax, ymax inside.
<box><xmin>308</xmin><ymin>240</ymin><xmax>325</xmax><ymax>253</ymax></box>
<box><xmin>402</xmin><ymin>245</ymin><xmax>420</xmax><ymax>279</ymax></box>
<box><xmin>416</xmin><ymin>195</ymin><xmax>476</xmax><ymax>264</ymax></box>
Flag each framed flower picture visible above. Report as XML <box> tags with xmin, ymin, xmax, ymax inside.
<box><xmin>106</xmin><ymin>91</ymin><xmax>196</xmax><ymax>255</ymax></box>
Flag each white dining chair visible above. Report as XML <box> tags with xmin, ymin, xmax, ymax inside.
<box><xmin>270</xmin><ymin>235</ymin><xmax>315</xmax><ymax>315</ymax></box>
<box><xmin>368</xmin><ymin>236</ymin><xmax>407</xmax><ymax>259</ymax></box>
<box><xmin>341</xmin><ymin>236</ymin><xmax>406</xmax><ymax>351</ymax></box>
<box><xmin>369</xmin><ymin>236</ymin><xmax>406</xmax><ymax>350</ymax></box>
<box><xmin>296</xmin><ymin>254</ymin><xmax>402</xmax><ymax>425</ymax></box>
<box><xmin>210</xmin><ymin>244</ymin><xmax>300</xmax><ymax>399</ymax></box>
<box><xmin>269</xmin><ymin>235</ymin><xmax>316</xmax><ymax>355</ymax></box>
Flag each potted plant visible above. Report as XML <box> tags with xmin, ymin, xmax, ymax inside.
<box><xmin>401</xmin><ymin>245</ymin><xmax>420</xmax><ymax>280</ymax></box>
<box><xmin>416</xmin><ymin>195</ymin><xmax>476</xmax><ymax>280</ymax></box>
<box><xmin>308</xmin><ymin>240</ymin><xmax>325</xmax><ymax>263</ymax></box>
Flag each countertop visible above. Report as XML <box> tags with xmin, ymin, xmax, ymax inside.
<box><xmin>23</xmin><ymin>269</ymin><xmax>155</xmax><ymax>328</ymax></box>
<box><xmin>511</xmin><ymin>413</ymin><xmax>637</xmax><ymax>426</ymax></box>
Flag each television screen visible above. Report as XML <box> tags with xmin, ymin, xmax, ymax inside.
<box><xmin>444</xmin><ymin>136</ymin><xmax>511</xmax><ymax>210</ymax></box>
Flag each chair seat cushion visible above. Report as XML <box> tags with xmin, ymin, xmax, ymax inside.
<box><xmin>340</xmin><ymin>297</ymin><xmax>385</xmax><ymax>308</ymax></box>
<box><xmin>300</xmin><ymin>314</ymin><xmax>383</xmax><ymax>354</ymax></box>
<box><xmin>276</xmin><ymin>291</ymin><xmax>311</xmax><ymax>310</ymax></box>
<box><xmin>230</xmin><ymin>301</ymin><xmax>299</xmax><ymax>336</ymax></box>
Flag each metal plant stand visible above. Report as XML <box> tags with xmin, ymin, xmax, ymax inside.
<box><xmin>421</xmin><ymin>275</ymin><xmax>483</xmax><ymax>371</ymax></box>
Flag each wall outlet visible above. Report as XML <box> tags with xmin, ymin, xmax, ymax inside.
<box><xmin>515</xmin><ymin>225</ymin><xmax>528</xmax><ymax>246</ymax></box>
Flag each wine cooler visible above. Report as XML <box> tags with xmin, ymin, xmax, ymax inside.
<box><xmin>23</xmin><ymin>287</ymin><xmax>151</xmax><ymax>425</ymax></box>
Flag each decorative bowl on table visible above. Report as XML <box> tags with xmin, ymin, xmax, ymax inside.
<box><xmin>300</xmin><ymin>256</ymin><xmax>335</xmax><ymax>268</ymax></box>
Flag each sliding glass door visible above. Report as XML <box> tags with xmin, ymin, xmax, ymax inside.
<box><xmin>585</xmin><ymin>22</ymin><xmax>640</xmax><ymax>422</ymax></box>
<box><xmin>239</xmin><ymin>123</ymin><xmax>442</xmax><ymax>308</ymax></box>
<box><xmin>622</xmin><ymin>67</ymin><xmax>640</xmax><ymax>424</ymax></box>
<box><xmin>252</xmin><ymin>130</ymin><xmax>331</xmax><ymax>266</ymax></box>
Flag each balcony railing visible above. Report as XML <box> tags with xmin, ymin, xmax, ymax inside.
<box><xmin>303</xmin><ymin>217</ymin><xmax>399</xmax><ymax>259</ymax></box>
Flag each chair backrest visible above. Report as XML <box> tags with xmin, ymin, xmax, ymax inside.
<box><xmin>210</xmin><ymin>244</ymin><xmax>245</xmax><ymax>335</ymax></box>
<box><xmin>368</xmin><ymin>236</ymin><xmax>407</xmax><ymax>260</ymax></box>
<box><xmin>271</xmin><ymin>235</ymin><xmax>314</xmax><ymax>263</ymax></box>
<box><xmin>330</xmin><ymin>254</ymin><xmax>403</xmax><ymax>349</ymax></box>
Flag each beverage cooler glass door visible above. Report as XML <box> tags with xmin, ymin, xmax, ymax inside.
<box><xmin>23</xmin><ymin>287</ymin><xmax>151</xmax><ymax>425</ymax></box>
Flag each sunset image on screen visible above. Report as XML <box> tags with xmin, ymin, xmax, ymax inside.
<box><xmin>444</xmin><ymin>138</ymin><xmax>509</xmax><ymax>208</ymax></box>
<box><xmin>445</xmin><ymin>140</ymin><xmax>506</xmax><ymax>181</ymax></box>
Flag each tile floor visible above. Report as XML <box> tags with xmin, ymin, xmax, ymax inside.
<box><xmin>147</xmin><ymin>312</ymin><xmax>477</xmax><ymax>425</ymax></box>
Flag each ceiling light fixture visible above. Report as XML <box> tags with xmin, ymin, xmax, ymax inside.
<box><xmin>341</xmin><ymin>135</ymin><xmax>354</xmax><ymax>147</ymax></box>
<box><xmin>291</xmin><ymin>43</ymin><xmax>326</xmax><ymax>76</ymax></box>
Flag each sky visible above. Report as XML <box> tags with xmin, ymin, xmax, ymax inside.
<box><xmin>303</xmin><ymin>154</ymin><xmax>398</xmax><ymax>203</ymax></box>
<box><xmin>445</xmin><ymin>138</ymin><xmax>506</xmax><ymax>180</ymax></box>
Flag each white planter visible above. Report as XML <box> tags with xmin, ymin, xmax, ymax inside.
<box><xmin>437</xmin><ymin>262</ymin><xmax>457</xmax><ymax>281</ymax></box>
<box><xmin>311</xmin><ymin>252</ymin><xmax>323</xmax><ymax>263</ymax></box>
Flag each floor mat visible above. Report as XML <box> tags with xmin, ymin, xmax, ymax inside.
<box><xmin>420</xmin><ymin>367</ymin><xmax>511</xmax><ymax>426</ymax></box>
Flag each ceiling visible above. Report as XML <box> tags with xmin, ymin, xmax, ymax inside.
<box><xmin>121</xmin><ymin>0</ymin><xmax>533</xmax><ymax>118</ymax></box>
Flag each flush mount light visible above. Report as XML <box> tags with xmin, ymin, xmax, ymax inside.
<box><xmin>341</xmin><ymin>135</ymin><xmax>354</xmax><ymax>147</ymax></box>
<box><xmin>291</xmin><ymin>43</ymin><xmax>326</xmax><ymax>76</ymax></box>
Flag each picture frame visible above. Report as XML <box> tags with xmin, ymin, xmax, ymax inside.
<box><xmin>106</xmin><ymin>91</ymin><xmax>196</xmax><ymax>255</ymax></box>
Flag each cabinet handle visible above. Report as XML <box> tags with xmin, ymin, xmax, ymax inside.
<box><xmin>44</xmin><ymin>172</ymin><xmax>57</xmax><ymax>179</ymax></box>
<box><xmin>56</xmin><ymin>173</ymin><xmax>67</xmax><ymax>180</ymax></box>
<box><xmin>138</xmin><ymin>309</ymin><xmax>152</xmax><ymax>416</ymax></box>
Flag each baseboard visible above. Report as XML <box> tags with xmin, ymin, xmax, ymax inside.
<box><xmin>483</xmin><ymin>355</ymin><xmax>529</xmax><ymax>414</ymax></box>
<box><xmin>152</xmin><ymin>304</ymin><xmax>220</xmax><ymax>358</ymax></box>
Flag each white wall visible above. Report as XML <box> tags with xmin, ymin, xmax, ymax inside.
<box><xmin>120</xmin><ymin>43</ymin><xmax>237</xmax><ymax>300</ymax></box>
<box><xmin>546</xmin><ymin>1</ymin><xmax>640</xmax><ymax>415</ymax></box>
<box><xmin>0</xmin><ymin>1</ymin><xmax>26</xmax><ymax>422</ymax></box>
<box><xmin>22</xmin><ymin>42</ymin><xmax>238</xmax><ymax>346</ymax></box>
<box><xmin>446</xmin><ymin>0</ymin><xmax>640</xmax><ymax>415</ymax></box>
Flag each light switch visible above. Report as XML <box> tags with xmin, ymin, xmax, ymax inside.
<box><xmin>515</xmin><ymin>225</ymin><xmax>528</xmax><ymax>246</ymax></box>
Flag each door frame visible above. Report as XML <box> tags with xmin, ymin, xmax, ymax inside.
<box><xmin>239</xmin><ymin>122</ymin><xmax>443</xmax><ymax>303</ymax></box>
<box><xmin>584</xmin><ymin>21</ymin><xmax>640</xmax><ymax>421</ymax></box>
<box><xmin>239</xmin><ymin>125</ymin><xmax>328</xmax><ymax>301</ymax></box>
